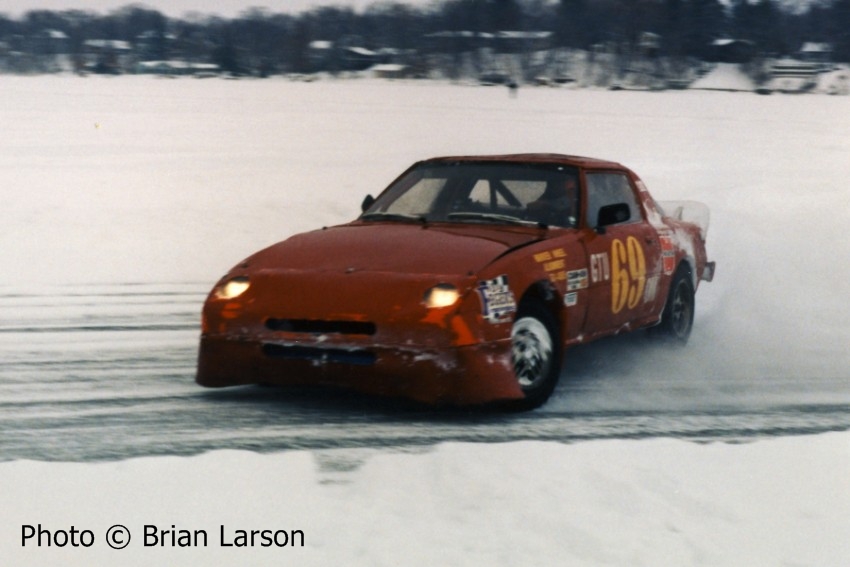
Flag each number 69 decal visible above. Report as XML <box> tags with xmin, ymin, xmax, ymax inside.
<box><xmin>611</xmin><ymin>236</ymin><xmax>646</xmax><ymax>314</ymax></box>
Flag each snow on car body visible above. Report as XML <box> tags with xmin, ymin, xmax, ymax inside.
<box><xmin>196</xmin><ymin>154</ymin><xmax>715</xmax><ymax>409</ymax></box>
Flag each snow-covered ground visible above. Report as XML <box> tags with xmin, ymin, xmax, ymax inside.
<box><xmin>3</xmin><ymin>434</ymin><xmax>849</xmax><ymax>566</ymax></box>
<box><xmin>2</xmin><ymin>76</ymin><xmax>849</xmax><ymax>565</ymax></box>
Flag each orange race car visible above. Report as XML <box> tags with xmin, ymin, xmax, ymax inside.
<box><xmin>196</xmin><ymin>154</ymin><xmax>715</xmax><ymax>409</ymax></box>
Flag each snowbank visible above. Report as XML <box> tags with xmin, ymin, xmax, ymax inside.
<box><xmin>817</xmin><ymin>65</ymin><xmax>850</xmax><ymax>95</ymax></box>
<box><xmin>689</xmin><ymin>63</ymin><xmax>756</xmax><ymax>92</ymax></box>
<box><xmin>2</xmin><ymin>434</ymin><xmax>849</xmax><ymax>566</ymax></box>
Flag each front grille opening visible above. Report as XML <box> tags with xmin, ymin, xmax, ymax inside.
<box><xmin>262</xmin><ymin>343</ymin><xmax>376</xmax><ymax>366</ymax></box>
<box><xmin>265</xmin><ymin>318</ymin><xmax>377</xmax><ymax>336</ymax></box>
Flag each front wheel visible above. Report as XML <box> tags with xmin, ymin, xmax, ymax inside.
<box><xmin>508</xmin><ymin>301</ymin><xmax>561</xmax><ymax>410</ymax></box>
<box><xmin>654</xmin><ymin>266</ymin><xmax>695</xmax><ymax>344</ymax></box>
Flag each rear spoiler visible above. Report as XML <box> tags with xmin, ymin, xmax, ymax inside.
<box><xmin>658</xmin><ymin>200</ymin><xmax>710</xmax><ymax>241</ymax></box>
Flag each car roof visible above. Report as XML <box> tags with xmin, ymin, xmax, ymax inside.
<box><xmin>421</xmin><ymin>153</ymin><xmax>625</xmax><ymax>170</ymax></box>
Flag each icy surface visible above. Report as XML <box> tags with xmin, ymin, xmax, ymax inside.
<box><xmin>2</xmin><ymin>76</ymin><xmax>850</xmax><ymax>564</ymax></box>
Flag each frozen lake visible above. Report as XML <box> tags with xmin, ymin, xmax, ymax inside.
<box><xmin>2</xmin><ymin>76</ymin><xmax>849</xmax><ymax>461</ymax></box>
<box><xmin>1</xmin><ymin>75</ymin><xmax>849</xmax><ymax>566</ymax></box>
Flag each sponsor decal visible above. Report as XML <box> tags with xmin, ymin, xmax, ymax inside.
<box><xmin>534</xmin><ymin>248</ymin><xmax>567</xmax><ymax>264</ymax></box>
<box><xmin>659</xmin><ymin>234</ymin><xmax>676</xmax><ymax>275</ymax></box>
<box><xmin>590</xmin><ymin>252</ymin><xmax>610</xmax><ymax>282</ymax></box>
<box><xmin>477</xmin><ymin>275</ymin><xmax>517</xmax><ymax>324</ymax></box>
<box><xmin>566</xmin><ymin>268</ymin><xmax>589</xmax><ymax>291</ymax></box>
<box><xmin>564</xmin><ymin>292</ymin><xmax>578</xmax><ymax>307</ymax></box>
<box><xmin>535</xmin><ymin>248</ymin><xmax>568</xmax><ymax>284</ymax></box>
<box><xmin>643</xmin><ymin>275</ymin><xmax>660</xmax><ymax>303</ymax></box>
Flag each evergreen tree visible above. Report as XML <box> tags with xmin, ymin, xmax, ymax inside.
<box><xmin>682</xmin><ymin>0</ymin><xmax>727</xmax><ymax>59</ymax></box>
<box><xmin>556</xmin><ymin>0</ymin><xmax>590</xmax><ymax>48</ymax></box>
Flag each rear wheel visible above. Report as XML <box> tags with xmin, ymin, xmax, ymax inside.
<box><xmin>655</xmin><ymin>266</ymin><xmax>695</xmax><ymax>344</ymax></box>
<box><xmin>509</xmin><ymin>301</ymin><xmax>561</xmax><ymax>410</ymax></box>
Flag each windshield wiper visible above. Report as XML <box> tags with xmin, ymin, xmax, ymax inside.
<box><xmin>447</xmin><ymin>212</ymin><xmax>544</xmax><ymax>228</ymax></box>
<box><xmin>360</xmin><ymin>212</ymin><xmax>428</xmax><ymax>224</ymax></box>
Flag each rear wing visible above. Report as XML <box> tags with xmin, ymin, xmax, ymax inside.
<box><xmin>657</xmin><ymin>200</ymin><xmax>710</xmax><ymax>241</ymax></box>
<box><xmin>658</xmin><ymin>200</ymin><xmax>715</xmax><ymax>282</ymax></box>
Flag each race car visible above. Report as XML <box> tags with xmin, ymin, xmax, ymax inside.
<box><xmin>196</xmin><ymin>154</ymin><xmax>715</xmax><ymax>409</ymax></box>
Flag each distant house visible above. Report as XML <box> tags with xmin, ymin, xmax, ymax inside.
<box><xmin>709</xmin><ymin>39</ymin><xmax>756</xmax><ymax>63</ymax></box>
<box><xmin>637</xmin><ymin>32</ymin><xmax>661</xmax><ymax>57</ymax></box>
<box><xmin>32</xmin><ymin>29</ymin><xmax>69</xmax><ymax>55</ymax></box>
<box><xmin>136</xmin><ymin>30</ymin><xmax>177</xmax><ymax>61</ymax></box>
<box><xmin>307</xmin><ymin>41</ymin><xmax>378</xmax><ymax>72</ymax></box>
<box><xmin>371</xmin><ymin>63</ymin><xmax>410</xmax><ymax>79</ymax></box>
<box><xmin>343</xmin><ymin>46</ymin><xmax>377</xmax><ymax>71</ymax></box>
<box><xmin>84</xmin><ymin>39</ymin><xmax>133</xmax><ymax>52</ymax></box>
<box><xmin>83</xmin><ymin>39</ymin><xmax>133</xmax><ymax>74</ymax></box>
<box><xmin>308</xmin><ymin>40</ymin><xmax>335</xmax><ymax>71</ymax></box>
<box><xmin>799</xmin><ymin>43</ymin><xmax>833</xmax><ymax>67</ymax></box>
<box><xmin>308</xmin><ymin>40</ymin><xmax>333</xmax><ymax>52</ymax></box>
<box><xmin>136</xmin><ymin>60</ymin><xmax>220</xmax><ymax>76</ymax></box>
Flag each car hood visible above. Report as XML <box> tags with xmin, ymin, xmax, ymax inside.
<box><xmin>241</xmin><ymin>222</ymin><xmax>547</xmax><ymax>276</ymax></box>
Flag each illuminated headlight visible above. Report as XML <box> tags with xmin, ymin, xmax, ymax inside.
<box><xmin>423</xmin><ymin>284</ymin><xmax>460</xmax><ymax>309</ymax></box>
<box><xmin>215</xmin><ymin>276</ymin><xmax>250</xmax><ymax>300</ymax></box>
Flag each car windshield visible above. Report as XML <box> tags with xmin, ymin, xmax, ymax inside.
<box><xmin>361</xmin><ymin>162</ymin><xmax>580</xmax><ymax>228</ymax></box>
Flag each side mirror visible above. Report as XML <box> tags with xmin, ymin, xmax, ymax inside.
<box><xmin>596</xmin><ymin>203</ymin><xmax>631</xmax><ymax>231</ymax></box>
<box><xmin>361</xmin><ymin>194</ymin><xmax>375</xmax><ymax>213</ymax></box>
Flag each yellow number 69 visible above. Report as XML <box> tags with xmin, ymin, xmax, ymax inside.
<box><xmin>611</xmin><ymin>236</ymin><xmax>646</xmax><ymax>314</ymax></box>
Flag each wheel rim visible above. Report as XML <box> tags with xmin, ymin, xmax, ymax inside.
<box><xmin>511</xmin><ymin>317</ymin><xmax>553</xmax><ymax>389</ymax></box>
<box><xmin>669</xmin><ymin>280</ymin><xmax>693</xmax><ymax>339</ymax></box>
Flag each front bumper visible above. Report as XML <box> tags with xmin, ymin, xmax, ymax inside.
<box><xmin>196</xmin><ymin>334</ymin><xmax>522</xmax><ymax>405</ymax></box>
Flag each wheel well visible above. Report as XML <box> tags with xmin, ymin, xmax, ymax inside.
<box><xmin>518</xmin><ymin>280</ymin><xmax>561</xmax><ymax>325</ymax></box>
<box><xmin>677</xmin><ymin>258</ymin><xmax>696</xmax><ymax>287</ymax></box>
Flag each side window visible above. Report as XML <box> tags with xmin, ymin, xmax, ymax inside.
<box><xmin>585</xmin><ymin>173</ymin><xmax>640</xmax><ymax>227</ymax></box>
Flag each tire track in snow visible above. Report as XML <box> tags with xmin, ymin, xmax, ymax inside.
<box><xmin>1</xmin><ymin>283</ymin><xmax>849</xmax><ymax>462</ymax></box>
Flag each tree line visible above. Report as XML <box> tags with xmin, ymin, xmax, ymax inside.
<box><xmin>0</xmin><ymin>0</ymin><xmax>848</xmax><ymax>76</ymax></box>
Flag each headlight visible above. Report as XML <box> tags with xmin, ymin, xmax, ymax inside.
<box><xmin>215</xmin><ymin>276</ymin><xmax>250</xmax><ymax>300</ymax></box>
<box><xmin>423</xmin><ymin>283</ymin><xmax>460</xmax><ymax>309</ymax></box>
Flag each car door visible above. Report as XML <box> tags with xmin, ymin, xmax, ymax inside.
<box><xmin>579</xmin><ymin>170</ymin><xmax>662</xmax><ymax>336</ymax></box>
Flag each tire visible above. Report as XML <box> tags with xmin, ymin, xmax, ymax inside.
<box><xmin>655</xmin><ymin>265</ymin><xmax>695</xmax><ymax>344</ymax></box>
<box><xmin>508</xmin><ymin>300</ymin><xmax>562</xmax><ymax>410</ymax></box>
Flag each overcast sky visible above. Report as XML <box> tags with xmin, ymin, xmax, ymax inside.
<box><xmin>0</xmin><ymin>0</ymin><xmax>437</xmax><ymax>18</ymax></box>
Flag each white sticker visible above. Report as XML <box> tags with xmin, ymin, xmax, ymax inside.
<box><xmin>477</xmin><ymin>275</ymin><xmax>517</xmax><ymax>324</ymax></box>
<box><xmin>643</xmin><ymin>275</ymin><xmax>660</xmax><ymax>303</ymax></box>
<box><xmin>564</xmin><ymin>292</ymin><xmax>578</xmax><ymax>307</ymax></box>
<box><xmin>590</xmin><ymin>253</ymin><xmax>610</xmax><ymax>282</ymax></box>
<box><xmin>567</xmin><ymin>268</ymin><xmax>589</xmax><ymax>291</ymax></box>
